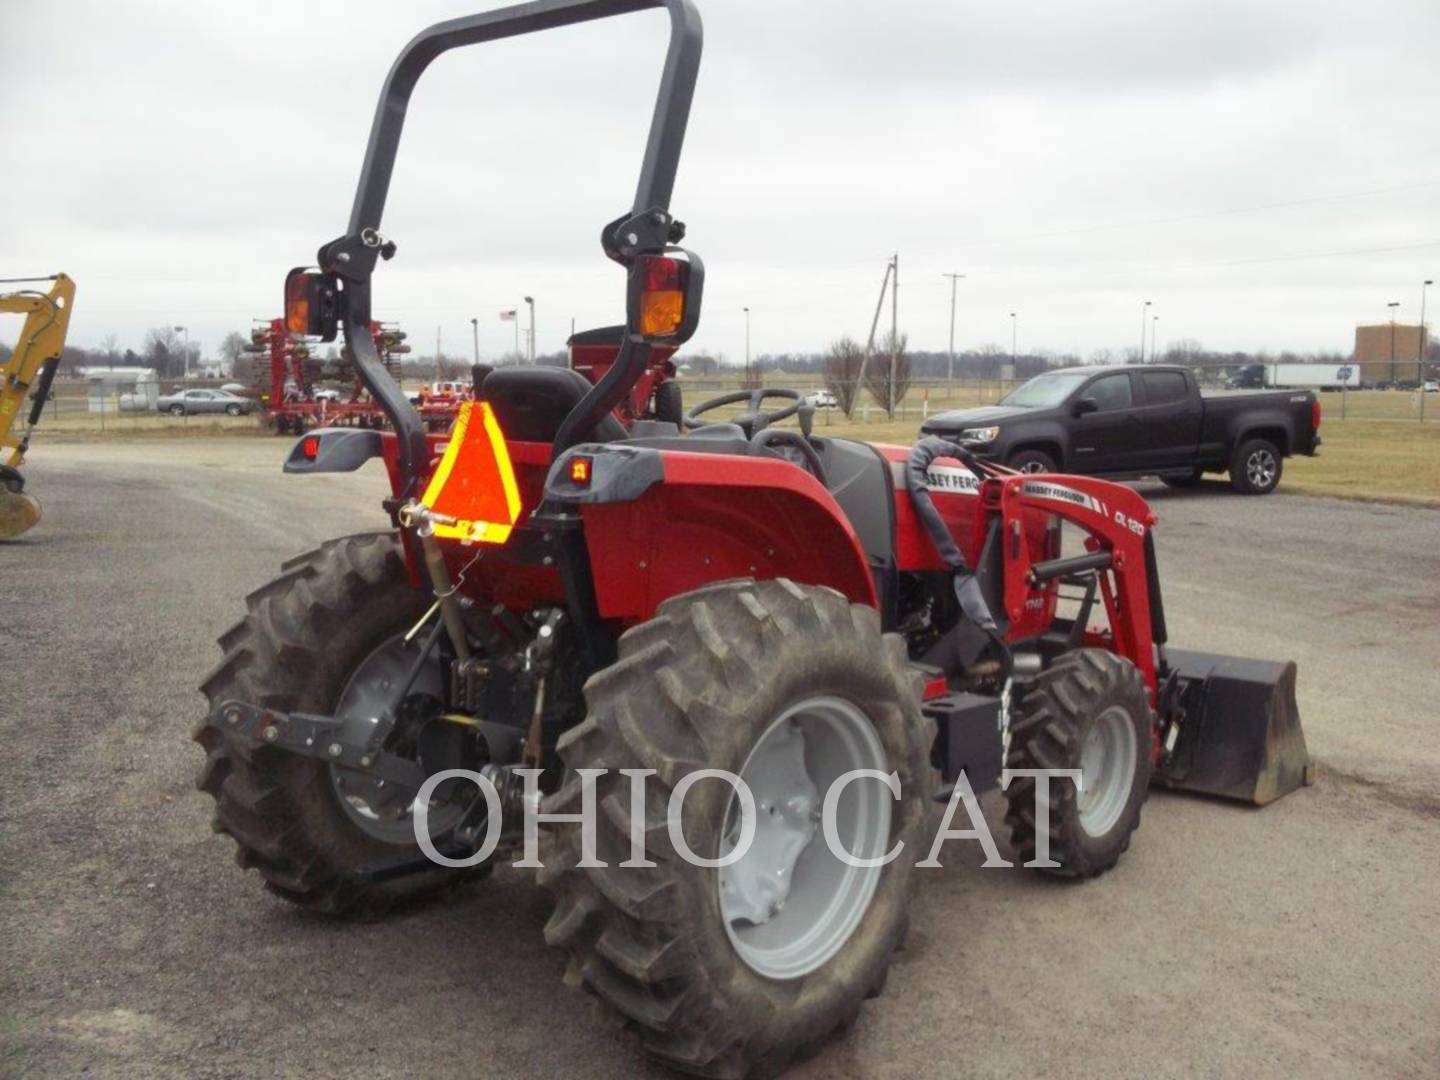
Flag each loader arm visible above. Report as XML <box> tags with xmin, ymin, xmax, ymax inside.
<box><xmin>1</xmin><ymin>274</ymin><xmax>75</xmax><ymax>470</ymax></box>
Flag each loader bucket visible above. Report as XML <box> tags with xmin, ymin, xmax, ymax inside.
<box><xmin>0</xmin><ymin>489</ymin><xmax>42</xmax><ymax>540</ymax></box>
<box><xmin>1157</xmin><ymin>648</ymin><xmax>1312</xmax><ymax>806</ymax></box>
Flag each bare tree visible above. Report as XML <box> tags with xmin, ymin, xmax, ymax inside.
<box><xmin>218</xmin><ymin>331</ymin><xmax>248</xmax><ymax>374</ymax></box>
<box><xmin>823</xmin><ymin>337</ymin><xmax>865</xmax><ymax>417</ymax></box>
<box><xmin>100</xmin><ymin>333</ymin><xmax>121</xmax><ymax>368</ymax></box>
<box><xmin>144</xmin><ymin>326</ymin><xmax>183</xmax><ymax>378</ymax></box>
<box><xmin>863</xmin><ymin>330</ymin><xmax>910</xmax><ymax>416</ymax></box>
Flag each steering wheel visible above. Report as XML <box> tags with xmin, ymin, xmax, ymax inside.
<box><xmin>683</xmin><ymin>387</ymin><xmax>805</xmax><ymax>437</ymax></box>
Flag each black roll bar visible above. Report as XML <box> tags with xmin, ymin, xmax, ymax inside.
<box><xmin>319</xmin><ymin>0</ymin><xmax>703</xmax><ymax>492</ymax></box>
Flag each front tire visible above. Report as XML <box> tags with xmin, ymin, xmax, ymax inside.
<box><xmin>1003</xmin><ymin>649</ymin><xmax>1151</xmax><ymax>878</ymax></box>
<box><xmin>168</xmin><ymin>404</ymin><xmax>185</xmax><ymax>416</ymax></box>
<box><xmin>1230</xmin><ymin>438</ymin><xmax>1282</xmax><ymax>495</ymax></box>
<box><xmin>194</xmin><ymin>532</ymin><xmax>482</xmax><ymax>915</ymax></box>
<box><xmin>539</xmin><ymin>579</ymin><xmax>935</xmax><ymax>1078</ymax></box>
<box><xmin>225</xmin><ymin>403</ymin><xmax>243</xmax><ymax>416</ymax></box>
<box><xmin>1007</xmin><ymin>448</ymin><xmax>1058</xmax><ymax>474</ymax></box>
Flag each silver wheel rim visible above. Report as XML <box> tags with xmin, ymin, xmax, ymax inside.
<box><xmin>329</xmin><ymin>635</ymin><xmax>461</xmax><ymax>844</ymax></box>
<box><xmin>1019</xmin><ymin>459</ymin><xmax>1048</xmax><ymax>473</ymax></box>
<box><xmin>1246</xmin><ymin>448</ymin><xmax>1276</xmax><ymax>489</ymax></box>
<box><xmin>1077</xmin><ymin>705</ymin><xmax>1138</xmax><ymax>837</ymax></box>
<box><xmin>717</xmin><ymin>696</ymin><xmax>891</xmax><ymax>981</ymax></box>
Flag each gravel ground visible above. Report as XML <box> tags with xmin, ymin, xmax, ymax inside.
<box><xmin>2</xmin><ymin>437</ymin><xmax>1437</xmax><ymax>1079</ymax></box>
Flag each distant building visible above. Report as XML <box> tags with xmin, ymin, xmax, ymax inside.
<box><xmin>1354</xmin><ymin>322</ymin><xmax>1427</xmax><ymax>380</ymax></box>
<box><xmin>77</xmin><ymin>366</ymin><xmax>159</xmax><ymax>412</ymax></box>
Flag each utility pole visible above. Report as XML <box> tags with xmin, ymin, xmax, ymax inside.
<box><xmin>436</xmin><ymin>326</ymin><xmax>442</xmax><ymax>384</ymax></box>
<box><xmin>1010</xmin><ymin>312</ymin><xmax>1017</xmax><ymax>371</ymax></box>
<box><xmin>943</xmin><ymin>272</ymin><xmax>964</xmax><ymax>388</ymax></box>
<box><xmin>1137</xmin><ymin>300</ymin><xmax>1151</xmax><ymax>363</ymax></box>
<box><xmin>524</xmin><ymin>296</ymin><xmax>535</xmax><ymax>362</ymax></box>
<box><xmin>857</xmin><ymin>258</ymin><xmax>894</xmax><ymax>418</ymax></box>
<box><xmin>1151</xmin><ymin>315</ymin><xmax>1159</xmax><ymax>362</ymax></box>
<box><xmin>888</xmin><ymin>253</ymin><xmax>899</xmax><ymax>418</ymax></box>
<box><xmin>470</xmin><ymin>318</ymin><xmax>479</xmax><ymax>365</ymax></box>
<box><xmin>1388</xmin><ymin>301</ymin><xmax>1400</xmax><ymax>383</ymax></box>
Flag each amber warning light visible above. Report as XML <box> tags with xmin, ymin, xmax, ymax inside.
<box><xmin>418</xmin><ymin>401</ymin><xmax>522</xmax><ymax>544</ymax></box>
<box><xmin>638</xmin><ymin>255</ymin><xmax>688</xmax><ymax>338</ymax></box>
<box><xmin>570</xmin><ymin>456</ymin><xmax>592</xmax><ymax>485</ymax></box>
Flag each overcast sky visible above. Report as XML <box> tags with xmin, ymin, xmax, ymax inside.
<box><xmin>3</xmin><ymin>0</ymin><xmax>1437</xmax><ymax>364</ymax></box>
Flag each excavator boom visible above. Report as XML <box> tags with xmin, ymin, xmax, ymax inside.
<box><xmin>1</xmin><ymin>273</ymin><xmax>75</xmax><ymax>539</ymax></box>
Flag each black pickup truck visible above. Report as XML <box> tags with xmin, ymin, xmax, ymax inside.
<box><xmin>921</xmin><ymin>364</ymin><xmax>1321</xmax><ymax>495</ymax></box>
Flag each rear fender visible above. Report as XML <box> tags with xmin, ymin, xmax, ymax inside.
<box><xmin>549</xmin><ymin>444</ymin><xmax>876</xmax><ymax>623</ymax></box>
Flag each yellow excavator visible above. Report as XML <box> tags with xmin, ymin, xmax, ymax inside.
<box><xmin>1</xmin><ymin>274</ymin><xmax>75</xmax><ymax>539</ymax></box>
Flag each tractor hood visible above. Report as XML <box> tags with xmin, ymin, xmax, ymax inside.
<box><xmin>921</xmin><ymin>404</ymin><xmax>1032</xmax><ymax>434</ymax></box>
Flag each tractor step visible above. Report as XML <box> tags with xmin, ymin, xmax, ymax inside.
<box><xmin>926</xmin><ymin>691</ymin><xmax>1002</xmax><ymax>797</ymax></box>
<box><xmin>1156</xmin><ymin>648</ymin><xmax>1312</xmax><ymax>805</ymax></box>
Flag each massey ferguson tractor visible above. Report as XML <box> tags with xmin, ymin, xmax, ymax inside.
<box><xmin>195</xmin><ymin>3</ymin><xmax>1310</xmax><ymax>1075</ymax></box>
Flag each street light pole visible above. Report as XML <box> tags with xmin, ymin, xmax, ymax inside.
<box><xmin>1152</xmin><ymin>315</ymin><xmax>1159</xmax><ymax>362</ymax></box>
<box><xmin>173</xmin><ymin>325</ymin><xmax>189</xmax><ymax>379</ymax></box>
<box><xmin>1420</xmin><ymin>280</ymin><xmax>1432</xmax><ymax>367</ymax></box>
<box><xmin>1422</xmin><ymin>280</ymin><xmax>1433</xmax><ymax>422</ymax></box>
<box><xmin>1388</xmin><ymin>301</ymin><xmax>1400</xmax><ymax>383</ymax></box>
<box><xmin>524</xmin><ymin>296</ymin><xmax>535</xmax><ymax>362</ymax></box>
<box><xmin>943</xmin><ymin>272</ymin><xmax>964</xmax><ymax>387</ymax></box>
<box><xmin>743</xmin><ymin>306</ymin><xmax>751</xmax><ymax>384</ymax></box>
<box><xmin>470</xmin><ymin>317</ymin><xmax>479</xmax><ymax>366</ymax></box>
<box><xmin>1009</xmin><ymin>312</ymin><xmax>1017</xmax><ymax>370</ymax></box>
<box><xmin>889</xmin><ymin>253</ymin><xmax>899</xmax><ymax>418</ymax></box>
<box><xmin>1138</xmin><ymin>301</ymin><xmax>1151</xmax><ymax>363</ymax></box>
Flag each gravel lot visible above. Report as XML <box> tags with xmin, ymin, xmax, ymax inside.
<box><xmin>3</xmin><ymin>436</ymin><xmax>1437</xmax><ymax>1079</ymax></box>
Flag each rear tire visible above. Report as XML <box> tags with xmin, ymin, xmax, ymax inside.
<box><xmin>1003</xmin><ymin>648</ymin><xmax>1151</xmax><ymax>878</ymax></box>
<box><xmin>194</xmin><ymin>532</ymin><xmax>483</xmax><ymax>916</ymax></box>
<box><xmin>1229</xmin><ymin>438</ymin><xmax>1282</xmax><ymax>495</ymax></box>
<box><xmin>225</xmin><ymin>403</ymin><xmax>243</xmax><ymax>416</ymax></box>
<box><xmin>1007</xmin><ymin>448</ymin><xmax>1058</xmax><ymax>474</ymax></box>
<box><xmin>168</xmin><ymin>404</ymin><xmax>185</xmax><ymax>416</ymax></box>
<box><xmin>539</xmin><ymin>579</ymin><xmax>934</xmax><ymax>1078</ymax></box>
<box><xmin>653</xmin><ymin>378</ymin><xmax>684</xmax><ymax>426</ymax></box>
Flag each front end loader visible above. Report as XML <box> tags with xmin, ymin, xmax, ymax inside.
<box><xmin>194</xmin><ymin>3</ymin><xmax>1310</xmax><ymax>1075</ymax></box>
<box><xmin>0</xmin><ymin>273</ymin><xmax>74</xmax><ymax>540</ymax></box>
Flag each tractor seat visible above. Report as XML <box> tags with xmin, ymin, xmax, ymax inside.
<box><xmin>481</xmin><ymin>366</ymin><xmax>628</xmax><ymax>444</ymax></box>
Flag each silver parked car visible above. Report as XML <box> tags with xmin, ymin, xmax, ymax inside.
<box><xmin>156</xmin><ymin>388</ymin><xmax>258</xmax><ymax>416</ymax></box>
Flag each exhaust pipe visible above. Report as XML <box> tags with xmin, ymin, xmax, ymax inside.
<box><xmin>1157</xmin><ymin>648</ymin><xmax>1313</xmax><ymax>806</ymax></box>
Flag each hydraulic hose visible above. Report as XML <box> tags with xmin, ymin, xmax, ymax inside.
<box><xmin>905</xmin><ymin>437</ymin><xmax>998</xmax><ymax>633</ymax></box>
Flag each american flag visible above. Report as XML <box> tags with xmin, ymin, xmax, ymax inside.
<box><xmin>499</xmin><ymin>309</ymin><xmax>517</xmax><ymax>321</ymax></box>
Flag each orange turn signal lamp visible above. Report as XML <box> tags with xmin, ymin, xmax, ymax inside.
<box><xmin>418</xmin><ymin>401</ymin><xmax>522</xmax><ymax>545</ymax></box>
<box><xmin>638</xmin><ymin>255</ymin><xmax>689</xmax><ymax>338</ymax></box>
<box><xmin>570</xmin><ymin>455</ymin><xmax>592</xmax><ymax>486</ymax></box>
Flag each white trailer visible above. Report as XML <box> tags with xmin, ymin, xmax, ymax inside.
<box><xmin>1265</xmin><ymin>363</ymin><xmax>1360</xmax><ymax>389</ymax></box>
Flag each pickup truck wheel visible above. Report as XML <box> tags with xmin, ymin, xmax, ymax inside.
<box><xmin>1007</xmin><ymin>448</ymin><xmax>1057</xmax><ymax>474</ymax></box>
<box><xmin>1230</xmin><ymin>438</ymin><xmax>1282</xmax><ymax>495</ymax></box>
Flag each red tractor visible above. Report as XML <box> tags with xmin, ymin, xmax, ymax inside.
<box><xmin>195</xmin><ymin>3</ymin><xmax>1310</xmax><ymax>1076</ymax></box>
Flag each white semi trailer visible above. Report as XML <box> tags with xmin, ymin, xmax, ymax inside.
<box><xmin>1228</xmin><ymin>363</ymin><xmax>1360</xmax><ymax>390</ymax></box>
